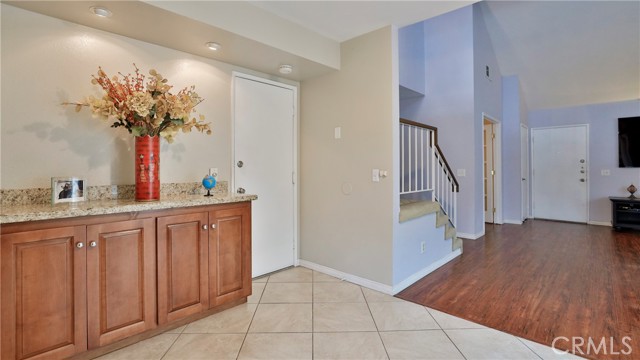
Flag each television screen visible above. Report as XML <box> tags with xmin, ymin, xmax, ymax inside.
<box><xmin>619</xmin><ymin>116</ymin><xmax>640</xmax><ymax>168</ymax></box>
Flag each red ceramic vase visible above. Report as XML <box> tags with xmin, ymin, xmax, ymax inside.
<box><xmin>135</xmin><ymin>136</ymin><xmax>160</xmax><ymax>201</ymax></box>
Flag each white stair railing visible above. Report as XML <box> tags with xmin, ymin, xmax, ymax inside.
<box><xmin>400</xmin><ymin>119</ymin><xmax>459</xmax><ymax>227</ymax></box>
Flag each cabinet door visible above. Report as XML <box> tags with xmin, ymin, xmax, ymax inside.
<box><xmin>157</xmin><ymin>212</ymin><xmax>209</xmax><ymax>325</ymax></box>
<box><xmin>86</xmin><ymin>219</ymin><xmax>156</xmax><ymax>349</ymax></box>
<box><xmin>1</xmin><ymin>226</ymin><xmax>87</xmax><ymax>360</ymax></box>
<box><xmin>209</xmin><ymin>204</ymin><xmax>252</xmax><ymax>307</ymax></box>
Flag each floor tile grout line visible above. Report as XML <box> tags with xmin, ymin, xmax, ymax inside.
<box><xmin>158</xmin><ymin>332</ymin><xmax>183</xmax><ymax>360</ymax></box>
<box><xmin>360</xmin><ymin>285</ymin><xmax>391</xmax><ymax>360</ymax></box>
<box><xmin>441</xmin><ymin>328</ymin><xmax>469</xmax><ymax>360</ymax></box>
<box><xmin>235</xmin><ymin>301</ymin><xmax>261</xmax><ymax>360</ymax></box>
<box><xmin>516</xmin><ymin>337</ymin><xmax>545</xmax><ymax>360</ymax></box>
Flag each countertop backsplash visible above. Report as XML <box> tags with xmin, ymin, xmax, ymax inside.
<box><xmin>1</xmin><ymin>181</ymin><xmax>229</xmax><ymax>207</ymax></box>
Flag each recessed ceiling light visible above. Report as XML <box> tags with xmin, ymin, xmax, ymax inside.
<box><xmin>279</xmin><ymin>64</ymin><xmax>293</xmax><ymax>74</ymax></box>
<box><xmin>206</xmin><ymin>42</ymin><xmax>222</xmax><ymax>51</ymax></box>
<box><xmin>90</xmin><ymin>6</ymin><xmax>112</xmax><ymax>18</ymax></box>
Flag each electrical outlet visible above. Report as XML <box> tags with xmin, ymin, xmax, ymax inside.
<box><xmin>420</xmin><ymin>241</ymin><xmax>426</xmax><ymax>254</ymax></box>
<box><xmin>209</xmin><ymin>168</ymin><xmax>218</xmax><ymax>177</ymax></box>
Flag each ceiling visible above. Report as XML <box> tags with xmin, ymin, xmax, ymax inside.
<box><xmin>249</xmin><ymin>1</ymin><xmax>476</xmax><ymax>42</ymax></box>
<box><xmin>252</xmin><ymin>0</ymin><xmax>640</xmax><ymax>110</ymax></box>
<box><xmin>479</xmin><ymin>1</ymin><xmax>640</xmax><ymax>110</ymax></box>
<box><xmin>4</xmin><ymin>1</ymin><xmax>639</xmax><ymax>110</ymax></box>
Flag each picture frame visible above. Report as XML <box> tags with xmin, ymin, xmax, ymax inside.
<box><xmin>51</xmin><ymin>177</ymin><xmax>86</xmax><ymax>204</ymax></box>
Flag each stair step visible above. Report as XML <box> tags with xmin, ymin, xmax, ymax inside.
<box><xmin>436</xmin><ymin>211</ymin><xmax>450</xmax><ymax>227</ymax></box>
<box><xmin>399</xmin><ymin>200</ymin><xmax>440</xmax><ymax>223</ymax></box>
<box><xmin>445</xmin><ymin>225</ymin><xmax>456</xmax><ymax>240</ymax></box>
<box><xmin>453</xmin><ymin>237</ymin><xmax>463</xmax><ymax>251</ymax></box>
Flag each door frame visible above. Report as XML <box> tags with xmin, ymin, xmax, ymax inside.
<box><xmin>530</xmin><ymin>124</ymin><xmax>589</xmax><ymax>223</ymax></box>
<box><xmin>520</xmin><ymin>123</ymin><xmax>530</xmax><ymax>221</ymax></box>
<box><xmin>231</xmin><ymin>71</ymin><xmax>299</xmax><ymax>269</ymax></box>
<box><xmin>482</xmin><ymin>113</ymin><xmax>503</xmax><ymax>227</ymax></box>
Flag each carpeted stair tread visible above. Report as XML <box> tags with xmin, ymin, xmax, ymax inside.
<box><xmin>436</xmin><ymin>211</ymin><xmax>450</xmax><ymax>228</ymax></box>
<box><xmin>399</xmin><ymin>200</ymin><xmax>441</xmax><ymax>223</ymax></box>
<box><xmin>445</xmin><ymin>224</ymin><xmax>456</xmax><ymax>240</ymax></box>
<box><xmin>453</xmin><ymin>237</ymin><xmax>463</xmax><ymax>251</ymax></box>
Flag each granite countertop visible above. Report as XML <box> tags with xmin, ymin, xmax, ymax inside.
<box><xmin>0</xmin><ymin>194</ymin><xmax>257</xmax><ymax>224</ymax></box>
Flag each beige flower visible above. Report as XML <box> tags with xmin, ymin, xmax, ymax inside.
<box><xmin>126</xmin><ymin>91</ymin><xmax>154</xmax><ymax>118</ymax></box>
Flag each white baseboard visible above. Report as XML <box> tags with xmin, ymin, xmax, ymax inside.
<box><xmin>587</xmin><ymin>221</ymin><xmax>612</xmax><ymax>227</ymax></box>
<box><xmin>297</xmin><ymin>260</ymin><xmax>393</xmax><ymax>294</ymax></box>
<box><xmin>457</xmin><ymin>231</ymin><xmax>484</xmax><ymax>240</ymax></box>
<box><xmin>391</xmin><ymin>249</ymin><xmax>462</xmax><ymax>295</ymax></box>
<box><xmin>503</xmin><ymin>219</ymin><xmax>523</xmax><ymax>225</ymax></box>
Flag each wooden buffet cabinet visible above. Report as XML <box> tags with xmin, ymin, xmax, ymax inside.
<box><xmin>1</xmin><ymin>201</ymin><xmax>252</xmax><ymax>360</ymax></box>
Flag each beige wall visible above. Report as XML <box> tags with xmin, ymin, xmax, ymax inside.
<box><xmin>300</xmin><ymin>26</ymin><xmax>396</xmax><ymax>285</ymax></box>
<box><xmin>0</xmin><ymin>4</ymin><xmax>296</xmax><ymax>189</ymax></box>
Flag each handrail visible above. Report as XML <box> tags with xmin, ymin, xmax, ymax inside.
<box><xmin>400</xmin><ymin>118</ymin><xmax>459</xmax><ymax>192</ymax></box>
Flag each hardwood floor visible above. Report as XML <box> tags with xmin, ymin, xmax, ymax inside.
<box><xmin>398</xmin><ymin>220</ymin><xmax>640</xmax><ymax>360</ymax></box>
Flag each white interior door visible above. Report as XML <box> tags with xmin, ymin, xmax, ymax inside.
<box><xmin>233</xmin><ymin>74</ymin><xmax>296</xmax><ymax>277</ymax></box>
<box><xmin>520</xmin><ymin>124</ymin><xmax>529</xmax><ymax>221</ymax></box>
<box><xmin>532</xmin><ymin>125</ymin><xmax>588</xmax><ymax>223</ymax></box>
<box><xmin>484</xmin><ymin>121</ymin><xmax>495</xmax><ymax>223</ymax></box>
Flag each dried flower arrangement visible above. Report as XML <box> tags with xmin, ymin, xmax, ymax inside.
<box><xmin>65</xmin><ymin>64</ymin><xmax>211</xmax><ymax>143</ymax></box>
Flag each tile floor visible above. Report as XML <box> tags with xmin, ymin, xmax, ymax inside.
<box><xmin>96</xmin><ymin>266</ymin><xmax>585</xmax><ymax>360</ymax></box>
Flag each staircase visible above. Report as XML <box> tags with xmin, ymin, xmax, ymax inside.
<box><xmin>400</xmin><ymin>119</ymin><xmax>461</xmax><ymax>251</ymax></box>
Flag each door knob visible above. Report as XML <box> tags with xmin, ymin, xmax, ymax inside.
<box><xmin>237</xmin><ymin>187</ymin><xmax>246</xmax><ymax>194</ymax></box>
<box><xmin>237</xmin><ymin>161</ymin><xmax>244</xmax><ymax>168</ymax></box>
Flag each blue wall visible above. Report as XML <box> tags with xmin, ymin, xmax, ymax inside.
<box><xmin>400</xmin><ymin>3</ymin><xmax>506</xmax><ymax>238</ymax></box>
<box><xmin>400</xmin><ymin>5</ymin><xmax>478</xmax><ymax>237</ymax></box>
<box><xmin>529</xmin><ymin>99</ymin><xmax>640</xmax><ymax>223</ymax></box>
<box><xmin>502</xmin><ymin>75</ymin><xmax>529</xmax><ymax>222</ymax></box>
<box><xmin>398</xmin><ymin>21</ymin><xmax>425</xmax><ymax>96</ymax></box>
<box><xmin>473</xmin><ymin>3</ymin><xmax>503</xmax><ymax>230</ymax></box>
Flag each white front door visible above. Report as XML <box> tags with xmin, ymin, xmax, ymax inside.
<box><xmin>532</xmin><ymin>125</ymin><xmax>588</xmax><ymax>223</ymax></box>
<box><xmin>233</xmin><ymin>74</ymin><xmax>296</xmax><ymax>277</ymax></box>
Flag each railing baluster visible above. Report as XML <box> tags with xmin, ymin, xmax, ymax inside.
<box><xmin>420</xmin><ymin>130</ymin><xmax>424</xmax><ymax>191</ymax></box>
<box><xmin>399</xmin><ymin>122</ymin><xmax>457</xmax><ymax>229</ymax></box>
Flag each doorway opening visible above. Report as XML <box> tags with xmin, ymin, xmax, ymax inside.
<box><xmin>483</xmin><ymin>114</ymin><xmax>502</xmax><ymax>225</ymax></box>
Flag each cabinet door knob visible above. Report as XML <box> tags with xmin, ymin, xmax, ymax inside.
<box><xmin>76</xmin><ymin>242</ymin><xmax>84</xmax><ymax>249</ymax></box>
<box><xmin>89</xmin><ymin>241</ymin><xmax>97</xmax><ymax>248</ymax></box>
<box><xmin>211</xmin><ymin>224</ymin><xmax>217</xmax><ymax>229</ymax></box>
<box><xmin>202</xmin><ymin>224</ymin><xmax>208</xmax><ymax>230</ymax></box>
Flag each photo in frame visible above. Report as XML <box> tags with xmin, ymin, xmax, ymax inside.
<box><xmin>51</xmin><ymin>177</ymin><xmax>86</xmax><ymax>204</ymax></box>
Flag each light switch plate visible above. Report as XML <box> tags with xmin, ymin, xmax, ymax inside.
<box><xmin>457</xmin><ymin>169</ymin><xmax>466</xmax><ymax>177</ymax></box>
<box><xmin>601</xmin><ymin>169</ymin><xmax>610</xmax><ymax>176</ymax></box>
<box><xmin>372</xmin><ymin>169</ymin><xmax>380</xmax><ymax>182</ymax></box>
<box><xmin>334</xmin><ymin>127</ymin><xmax>341</xmax><ymax>139</ymax></box>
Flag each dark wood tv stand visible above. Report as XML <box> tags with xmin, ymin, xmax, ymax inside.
<box><xmin>610</xmin><ymin>196</ymin><xmax>640</xmax><ymax>230</ymax></box>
